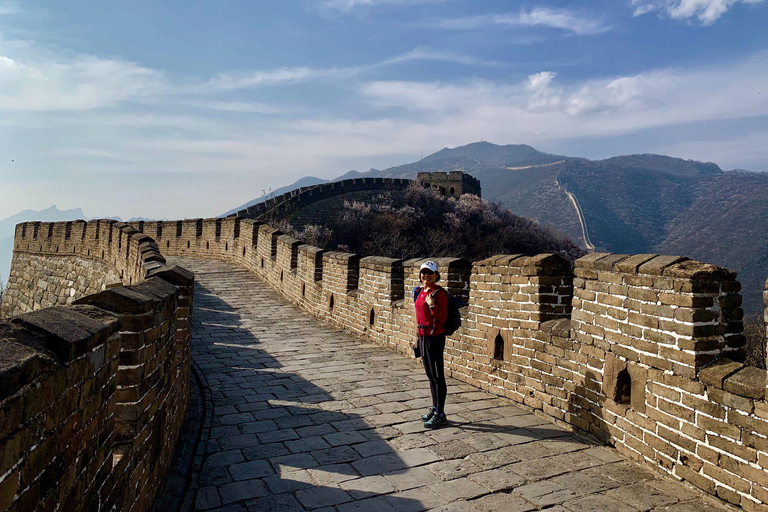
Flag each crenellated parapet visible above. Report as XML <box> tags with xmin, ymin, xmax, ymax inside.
<box><xmin>144</xmin><ymin>216</ymin><xmax>768</xmax><ymax>510</ymax></box>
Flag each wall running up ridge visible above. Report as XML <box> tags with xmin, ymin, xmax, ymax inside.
<box><xmin>142</xmin><ymin>216</ymin><xmax>768</xmax><ymax>511</ymax></box>
<box><xmin>0</xmin><ymin>221</ymin><xmax>193</xmax><ymax>512</ymax></box>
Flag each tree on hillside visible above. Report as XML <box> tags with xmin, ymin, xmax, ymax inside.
<box><xmin>281</xmin><ymin>183</ymin><xmax>584</xmax><ymax>264</ymax></box>
<box><xmin>0</xmin><ymin>276</ymin><xmax>5</xmax><ymax>317</ymax></box>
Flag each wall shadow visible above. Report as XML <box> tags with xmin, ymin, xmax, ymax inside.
<box><xmin>168</xmin><ymin>282</ymin><xmax>425</xmax><ymax>512</ymax></box>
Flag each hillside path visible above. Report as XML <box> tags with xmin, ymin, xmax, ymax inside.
<box><xmin>163</xmin><ymin>257</ymin><xmax>730</xmax><ymax>512</ymax></box>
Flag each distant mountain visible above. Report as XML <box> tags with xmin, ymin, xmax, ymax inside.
<box><xmin>0</xmin><ymin>205</ymin><xmax>87</xmax><ymax>286</ymax></box>
<box><xmin>221</xmin><ymin>176</ymin><xmax>329</xmax><ymax>216</ymax></box>
<box><xmin>422</xmin><ymin>141</ymin><xmax>566</xmax><ymax>168</ymax></box>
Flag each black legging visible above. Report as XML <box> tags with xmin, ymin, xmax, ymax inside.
<box><xmin>420</xmin><ymin>334</ymin><xmax>447</xmax><ymax>414</ymax></box>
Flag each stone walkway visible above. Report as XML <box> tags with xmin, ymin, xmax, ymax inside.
<box><xmin>167</xmin><ymin>257</ymin><xmax>732</xmax><ymax>512</ymax></box>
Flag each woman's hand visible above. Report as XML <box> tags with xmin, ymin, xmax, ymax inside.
<box><xmin>425</xmin><ymin>293</ymin><xmax>435</xmax><ymax>307</ymax></box>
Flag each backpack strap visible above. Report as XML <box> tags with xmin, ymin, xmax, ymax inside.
<box><xmin>413</xmin><ymin>286</ymin><xmax>422</xmax><ymax>303</ymax></box>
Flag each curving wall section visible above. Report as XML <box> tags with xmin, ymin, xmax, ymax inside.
<box><xmin>230</xmin><ymin>177</ymin><xmax>412</xmax><ymax>221</ymax></box>
<box><xmin>1</xmin><ymin>220</ymin><xmax>166</xmax><ymax>318</ymax></box>
<box><xmin>0</xmin><ymin>221</ymin><xmax>193</xmax><ymax>512</ymax></box>
<box><xmin>142</xmin><ymin>216</ymin><xmax>768</xmax><ymax>511</ymax></box>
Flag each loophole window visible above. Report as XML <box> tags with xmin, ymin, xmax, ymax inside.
<box><xmin>302</xmin><ymin>283</ymin><xmax>306</xmax><ymax>297</ymax></box>
<box><xmin>493</xmin><ymin>333</ymin><xmax>504</xmax><ymax>361</ymax></box>
<box><xmin>369</xmin><ymin>309</ymin><xmax>375</xmax><ymax>326</ymax></box>
<box><xmin>329</xmin><ymin>294</ymin><xmax>335</xmax><ymax>311</ymax></box>
<box><xmin>614</xmin><ymin>369</ymin><xmax>632</xmax><ymax>404</ymax></box>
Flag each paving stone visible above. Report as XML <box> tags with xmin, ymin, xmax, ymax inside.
<box><xmin>389</xmin><ymin>432</ymin><xmax>437</xmax><ymax>450</ymax></box>
<box><xmin>429</xmin><ymin>477</ymin><xmax>488</xmax><ymax>502</ymax></box>
<box><xmin>384</xmin><ymin>467</ymin><xmax>441</xmax><ymax>491</ymax></box>
<box><xmin>384</xmin><ymin>487</ymin><xmax>447</xmax><ymax>511</ymax></box>
<box><xmin>552</xmin><ymin>467</ymin><xmax>624</xmax><ymax>495</ymax></box>
<box><xmin>464</xmin><ymin>447</ymin><xmax>521</xmax><ymax>471</ymax></box>
<box><xmin>397</xmin><ymin>447</ymin><xmax>442</xmax><ymax>467</ymax></box>
<box><xmin>470</xmin><ymin>493</ymin><xmax>536</xmax><ymax>512</ymax></box>
<box><xmin>269</xmin><ymin>453</ymin><xmax>319</xmax><ymax>472</ymax></box>
<box><xmin>195</xmin><ymin>486</ymin><xmax>221</xmax><ymax>510</ymax></box>
<box><xmin>324</xmin><ymin>431</ymin><xmax>368</xmax><ymax>447</ymax></box>
<box><xmin>427</xmin><ymin>459</ymin><xmax>483</xmax><ymax>481</ymax></box>
<box><xmin>352</xmin><ymin>440</ymin><xmax>393</xmax><ymax>457</ymax></box>
<box><xmin>515</xmin><ymin>480</ymin><xmax>577</xmax><ymax>507</ymax></box>
<box><xmin>339</xmin><ymin>475</ymin><xmax>397</xmax><ymax>498</ymax></box>
<box><xmin>219</xmin><ymin>434</ymin><xmax>261</xmax><ymax>451</ymax></box>
<box><xmin>203</xmin><ymin>450</ymin><xmax>246</xmax><ymax>469</ymax></box>
<box><xmin>352</xmin><ymin>454</ymin><xmax>407</xmax><ymax>476</ymax></box>
<box><xmin>430</xmin><ymin>501</ymin><xmax>479</xmax><ymax>512</ymax></box>
<box><xmin>337</xmin><ymin>496</ymin><xmax>399</xmax><ymax>512</ymax></box>
<box><xmin>199</xmin><ymin>465</ymin><xmax>233</xmax><ymax>487</ymax></box>
<box><xmin>428</xmin><ymin>439</ymin><xmax>476</xmax><ymax>460</ymax></box>
<box><xmin>219</xmin><ymin>479</ymin><xmax>269</xmax><ymax>504</ymax></box>
<box><xmin>468</xmin><ymin>468</ymin><xmax>525</xmax><ymax>492</ymax></box>
<box><xmin>262</xmin><ymin>469</ymin><xmax>315</xmax><ymax>494</ymax></box>
<box><xmin>245</xmin><ymin>493</ymin><xmax>305</xmax><ymax>512</ymax></box>
<box><xmin>307</xmin><ymin>463</ymin><xmax>359</xmax><ymax>486</ymax></box>
<box><xmin>243</xmin><ymin>443</ymin><xmax>290</xmax><ymax>461</ymax></box>
<box><xmin>229</xmin><ymin>459</ymin><xmax>274</xmax><ymax>481</ymax></box>
<box><xmin>311</xmin><ymin>446</ymin><xmax>361</xmax><ymax>465</ymax></box>
<box><xmin>604</xmin><ymin>481</ymin><xmax>679</xmax><ymax>510</ymax></box>
<box><xmin>562</xmin><ymin>494</ymin><xmax>636</xmax><ymax>512</ymax></box>
<box><xmin>294</xmin><ymin>486</ymin><xmax>353</xmax><ymax>509</ymax></box>
<box><xmin>285</xmin><ymin>436</ymin><xmax>331</xmax><ymax>453</ymax></box>
<box><xmin>507</xmin><ymin>451</ymin><xmax>601</xmax><ymax>481</ymax></box>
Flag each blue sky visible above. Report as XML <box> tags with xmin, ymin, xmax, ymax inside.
<box><xmin>0</xmin><ymin>0</ymin><xmax>766</xmax><ymax>220</ymax></box>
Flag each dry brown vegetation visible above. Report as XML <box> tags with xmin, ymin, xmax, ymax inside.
<box><xmin>279</xmin><ymin>183</ymin><xmax>584</xmax><ymax>265</ymax></box>
<box><xmin>744</xmin><ymin>312</ymin><xmax>767</xmax><ymax>369</ymax></box>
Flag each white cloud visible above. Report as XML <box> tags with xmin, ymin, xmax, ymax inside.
<box><xmin>196</xmin><ymin>66</ymin><xmax>356</xmax><ymax>92</ymax></box>
<box><xmin>0</xmin><ymin>53</ymin><xmax>164</xmax><ymax>110</ymax></box>
<box><xmin>381</xmin><ymin>48</ymin><xmax>505</xmax><ymax>68</ymax></box>
<box><xmin>430</xmin><ymin>8</ymin><xmax>610</xmax><ymax>35</ymax></box>
<box><xmin>632</xmin><ymin>0</ymin><xmax>765</xmax><ymax>24</ymax></box>
<box><xmin>526</xmin><ymin>71</ymin><xmax>561</xmax><ymax>110</ymax></box>
<box><xmin>358</xmin><ymin>52</ymin><xmax>768</xmax><ymax>141</ymax></box>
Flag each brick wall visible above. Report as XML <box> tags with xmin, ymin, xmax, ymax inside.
<box><xmin>152</xmin><ymin>217</ymin><xmax>768</xmax><ymax>510</ymax></box>
<box><xmin>0</xmin><ymin>220</ymin><xmax>193</xmax><ymax>512</ymax></box>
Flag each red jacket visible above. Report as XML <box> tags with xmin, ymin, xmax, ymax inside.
<box><xmin>415</xmin><ymin>286</ymin><xmax>449</xmax><ymax>336</ymax></box>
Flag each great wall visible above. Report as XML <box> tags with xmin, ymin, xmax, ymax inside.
<box><xmin>0</xmin><ymin>173</ymin><xmax>767</xmax><ymax>511</ymax></box>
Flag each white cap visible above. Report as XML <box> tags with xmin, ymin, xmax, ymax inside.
<box><xmin>420</xmin><ymin>261</ymin><xmax>439</xmax><ymax>272</ymax></box>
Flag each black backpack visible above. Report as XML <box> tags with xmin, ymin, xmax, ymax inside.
<box><xmin>413</xmin><ymin>286</ymin><xmax>463</xmax><ymax>336</ymax></box>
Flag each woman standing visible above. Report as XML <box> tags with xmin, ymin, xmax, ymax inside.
<box><xmin>413</xmin><ymin>261</ymin><xmax>449</xmax><ymax>429</ymax></box>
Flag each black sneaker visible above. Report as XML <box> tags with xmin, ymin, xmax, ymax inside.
<box><xmin>424</xmin><ymin>413</ymin><xmax>447</xmax><ymax>429</ymax></box>
<box><xmin>421</xmin><ymin>408</ymin><xmax>436</xmax><ymax>422</ymax></box>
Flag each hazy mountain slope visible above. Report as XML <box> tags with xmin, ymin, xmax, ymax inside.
<box><xmin>656</xmin><ymin>171</ymin><xmax>768</xmax><ymax>312</ymax></box>
<box><xmin>474</xmin><ymin>162</ymin><xmax>583</xmax><ymax>245</ymax></box>
<box><xmin>423</xmin><ymin>141</ymin><xmax>566</xmax><ymax>167</ymax></box>
<box><xmin>557</xmin><ymin>156</ymin><xmax>719</xmax><ymax>253</ymax></box>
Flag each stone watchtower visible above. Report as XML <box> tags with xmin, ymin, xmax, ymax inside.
<box><xmin>417</xmin><ymin>171</ymin><xmax>481</xmax><ymax>199</ymax></box>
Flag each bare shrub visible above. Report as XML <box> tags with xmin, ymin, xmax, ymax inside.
<box><xmin>282</xmin><ymin>183</ymin><xmax>584</xmax><ymax>264</ymax></box>
<box><xmin>743</xmin><ymin>312</ymin><xmax>766</xmax><ymax>369</ymax></box>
